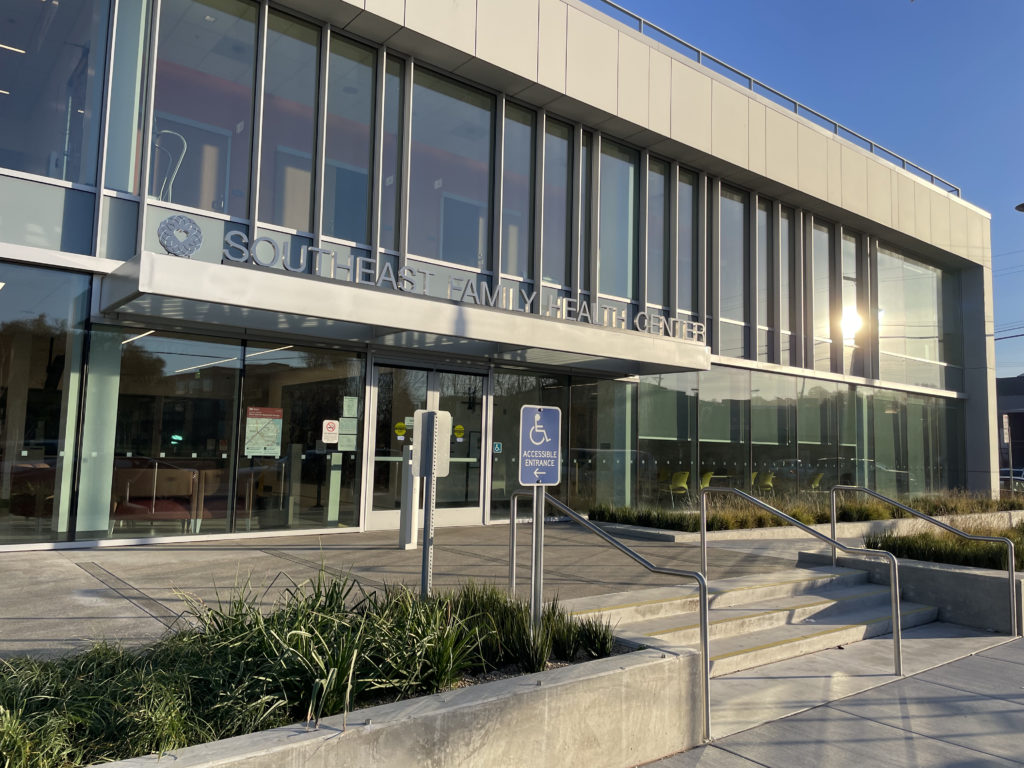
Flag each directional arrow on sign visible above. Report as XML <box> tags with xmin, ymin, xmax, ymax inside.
<box><xmin>533</xmin><ymin>468</ymin><xmax>546</xmax><ymax>481</ymax></box>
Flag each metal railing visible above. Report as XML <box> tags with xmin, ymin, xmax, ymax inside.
<box><xmin>831</xmin><ymin>486</ymin><xmax>1019</xmax><ymax>638</ymax></box>
<box><xmin>586</xmin><ymin>0</ymin><xmax>961</xmax><ymax>197</ymax></box>
<box><xmin>700</xmin><ymin>487</ymin><xmax>902</xmax><ymax>676</ymax></box>
<box><xmin>509</xmin><ymin>489</ymin><xmax>711</xmax><ymax>743</ymax></box>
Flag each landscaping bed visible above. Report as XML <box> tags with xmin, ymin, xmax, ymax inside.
<box><xmin>588</xmin><ymin>491</ymin><xmax>1024</xmax><ymax>534</ymax></box>
<box><xmin>865</xmin><ymin>521</ymin><xmax>1024</xmax><ymax>571</ymax></box>
<box><xmin>0</xmin><ymin>577</ymin><xmax>613</xmax><ymax>768</ymax></box>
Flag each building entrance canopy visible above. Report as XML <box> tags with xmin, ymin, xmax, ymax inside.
<box><xmin>99</xmin><ymin>252</ymin><xmax>712</xmax><ymax>376</ymax></box>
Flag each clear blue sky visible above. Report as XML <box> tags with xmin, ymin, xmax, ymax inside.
<box><xmin>587</xmin><ymin>0</ymin><xmax>1024</xmax><ymax>377</ymax></box>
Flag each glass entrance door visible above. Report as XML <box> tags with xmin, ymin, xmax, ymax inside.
<box><xmin>369</xmin><ymin>365</ymin><xmax>485</xmax><ymax>528</ymax></box>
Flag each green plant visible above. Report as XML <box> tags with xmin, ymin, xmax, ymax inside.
<box><xmin>864</xmin><ymin>521</ymin><xmax>1024</xmax><ymax>571</ymax></box>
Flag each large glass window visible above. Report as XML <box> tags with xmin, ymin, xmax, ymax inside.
<box><xmin>150</xmin><ymin>0</ymin><xmax>258</xmax><ymax>217</ymax></box>
<box><xmin>646</xmin><ymin>159</ymin><xmax>669</xmax><ymax>307</ymax></box>
<box><xmin>750</xmin><ymin>372</ymin><xmax>796</xmax><ymax>495</ymax></box>
<box><xmin>109</xmin><ymin>332</ymin><xmax>241</xmax><ymax>538</ymax></box>
<box><xmin>677</xmin><ymin>169</ymin><xmax>697</xmax><ymax>317</ymax></box>
<box><xmin>323</xmin><ymin>36</ymin><xmax>375</xmax><ymax>244</ymax></box>
<box><xmin>106</xmin><ymin>0</ymin><xmax>150</xmax><ymax>194</ymax></box>
<box><xmin>719</xmin><ymin>186</ymin><xmax>749</xmax><ymax>358</ymax></box>
<box><xmin>259</xmin><ymin>12</ymin><xmax>319</xmax><ymax>232</ymax></box>
<box><xmin>501</xmin><ymin>104</ymin><xmax>535</xmax><ymax>280</ymax></box>
<box><xmin>541</xmin><ymin>120</ymin><xmax>572</xmax><ymax>286</ymax></box>
<box><xmin>811</xmin><ymin>220</ymin><xmax>834</xmax><ymax>371</ymax></box>
<box><xmin>697</xmin><ymin>367</ymin><xmax>749</xmax><ymax>490</ymax></box>
<box><xmin>598</xmin><ymin>140</ymin><xmax>639</xmax><ymax>300</ymax></box>
<box><xmin>756</xmin><ymin>199</ymin><xmax>772</xmax><ymax>362</ymax></box>
<box><xmin>380</xmin><ymin>57</ymin><xmax>404</xmax><ymax>251</ymax></box>
<box><xmin>797</xmin><ymin>379</ymin><xmax>839</xmax><ymax>489</ymax></box>
<box><xmin>841</xmin><ymin>232</ymin><xmax>864</xmax><ymax>376</ymax></box>
<box><xmin>779</xmin><ymin>207</ymin><xmax>795</xmax><ymax>364</ymax></box>
<box><xmin>0</xmin><ymin>265</ymin><xmax>88</xmax><ymax>545</ymax></box>
<box><xmin>878</xmin><ymin>246</ymin><xmax>963</xmax><ymax>389</ymax></box>
<box><xmin>638</xmin><ymin>372</ymin><xmax>696</xmax><ymax>507</ymax></box>
<box><xmin>569</xmin><ymin>378</ymin><xmax>636</xmax><ymax>510</ymax></box>
<box><xmin>0</xmin><ymin>0</ymin><xmax>109</xmax><ymax>186</ymax></box>
<box><xmin>238</xmin><ymin>345</ymin><xmax>364</xmax><ymax>531</ymax></box>
<box><xmin>408</xmin><ymin>70</ymin><xmax>493</xmax><ymax>269</ymax></box>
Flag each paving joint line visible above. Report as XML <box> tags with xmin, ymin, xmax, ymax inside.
<box><xmin>260</xmin><ymin>548</ymin><xmax>387</xmax><ymax>588</ymax></box>
<box><xmin>76</xmin><ymin>562</ymin><xmax>181</xmax><ymax>629</ymax></box>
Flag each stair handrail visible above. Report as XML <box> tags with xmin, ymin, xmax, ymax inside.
<box><xmin>509</xmin><ymin>489</ymin><xmax>711</xmax><ymax>743</ymax></box>
<box><xmin>700</xmin><ymin>487</ymin><xmax>902</xmax><ymax>676</ymax></box>
<box><xmin>831</xmin><ymin>485</ymin><xmax>1019</xmax><ymax>637</ymax></box>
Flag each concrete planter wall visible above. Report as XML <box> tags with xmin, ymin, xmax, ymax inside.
<box><xmin>99</xmin><ymin>647</ymin><xmax>703</xmax><ymax>768</ymax></box>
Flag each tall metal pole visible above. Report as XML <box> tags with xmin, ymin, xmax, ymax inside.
<box><xmin>420</xmin><ymin>412</ymin><xmax>437</xmax><ymax>598</ymax></box>
<box><xmin>530</xmin><ymin>485</ymin><xmax>545</xmax><ymax>631</ymax></box>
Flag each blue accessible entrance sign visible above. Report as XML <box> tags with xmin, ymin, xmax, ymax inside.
<box><xmin>519</xmin><ymin>405</ymin><xmax>561</xmax><ymax>487</ymax></box>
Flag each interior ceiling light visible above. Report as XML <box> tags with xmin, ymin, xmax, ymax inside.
<box><xmin>0</xmin><ymin>43</ymin><xmax>27</xmax><ymax>54</ymax></box>
<box><xmin>0</xmin><ymin>90</ymin><xmax>9</xmax><ymax>96</ymax></box>
<box><xmin>121</xmin><ymin>330</ymin><xmax>155</xmax><ymax>345</ymax></box>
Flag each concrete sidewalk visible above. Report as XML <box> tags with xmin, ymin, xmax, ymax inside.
<box><xmin>0</xmin><ymin>522</ymin><xmax>802</xmax><ymax>658</ymax></box>
<box><xmin>650</xmin><ymin>636</ymin><xmax>1024</xmax><ymax>767</ymax></box>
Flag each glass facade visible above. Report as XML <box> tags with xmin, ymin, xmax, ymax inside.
<box><xmin>409</xmin><ymin>69</ymin><xmax>493</xmax><ymax>269</ymax></box>
<box><xmin>0</xmin><ymin>265</ymin><xmax>88</xmax><ymax>543</ymax></box>
<box><xmin>0</xmin><ymin>0</ymin><xmax>984</xmax><ymax>545</ymax></box>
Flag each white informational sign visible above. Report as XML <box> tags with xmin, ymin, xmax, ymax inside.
<box><xmin>1003</xmin><ymin>413</ymin><xmax>1011</xmax><ymax>444</ymax></box>
<box><xmin>412</xmin><ymin>409</ymin><xmax>452</xmax><ymax>478</ymax></box>
<box><xmin>322</xmin><ymin>419</ymin><xmax>340</xmax><ymax>444</ymax></box>
<box><xmin>244</xmin><ymin>407</ymin><xmax>283</xmax><ymax>457</ymax></box>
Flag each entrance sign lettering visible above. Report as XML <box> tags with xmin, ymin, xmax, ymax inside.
<box><xmin>519</xmin><ymin>406</ymin><xmax>561</xmax><ymax>487</ymax></box>
<box><xmin>219</xmin><ymin>230</ymin><xmax>704</xmax><ymax>343</ymax></box>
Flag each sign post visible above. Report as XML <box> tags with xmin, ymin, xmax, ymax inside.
<box><xmin>412</xmin><ymin>409</ymin><xmax>452</xmax><ymax>597</ymax></box>
<box><xmin>519</xmin><ymin>405</ymin><xmax>561</xmax><ymax>632</ymax></box>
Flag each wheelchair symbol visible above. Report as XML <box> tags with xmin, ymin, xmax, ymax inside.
<box><xmin>529</xmin><ymin>412</ymin><xmax>552</xmax><ymax>446</ymax></box>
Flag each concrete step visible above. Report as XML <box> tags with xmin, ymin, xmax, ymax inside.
<box><xmin>705</xmin><ymin>599</ymin><xmax>938</xmax><ymax>676</ymax></box>
<box><xmin>564</xmin><ymin>566</ymin><xmax>869</xmax><ymax>626</ymax></box>
<box><xmin>618</xmin><ymin>583</ymin><xmax>895</xmax><ymax>646</ymax></box>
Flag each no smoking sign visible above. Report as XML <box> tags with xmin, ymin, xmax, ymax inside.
<box><xmin>322</xmin><ymin>419</ymin><xmax>340</xmax><ymax>444</ymax></box>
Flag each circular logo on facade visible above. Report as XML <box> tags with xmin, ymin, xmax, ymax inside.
<box><xmin>157</xmin><ymin>214</ymin><xmax>203</xmax><ymax>258</ymax></box>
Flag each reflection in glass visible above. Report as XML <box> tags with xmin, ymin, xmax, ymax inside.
<box><xmin>110</xmin><ymin>332</ymin><xmax>240</xmax><ymax>538</ymax></box>
<box><xmin>779</xmin><ymin>207</ymin><xmax>795</xmax><ymax>364</ymax></box>
<box><xmin>647</xmin><ymin>159</ymin><xmax>669</xmax><ymax>306</ymax></box>
<box><xmin>719</xmin><ymin>187</ymin><xmax>748</xmax><ymax>322</ymax></box>
<box><xmin>372</xmin><ymin>367</ymin><xmax>427</xmax><ymax>511</ymax></box>
<box><xmin>581</xmin><ymin>132</ymin><xmax>593</xmax><ymax>292</ymax></box>
<box><xmin>0</xmin><ymin>0</ymin><xmax>109</xmax><ymax>185</ymax></box>
<box><xmin>436</xmin><ymin>373</ymin><xmax>483</xmax><ymax>509</ymax></box>
<box><xmin>324</xmin><ymin>36</ymin><xmax>375</xmax><ymax>244</ymax></box>
<box><xmin>238</xmin><ymin>345</ymin><xmax>364</xmax><ymax>531</ymax></box>
<box><xmin>542</xmin><ymin>120</ymin><xmax>572</xmax><ymax>285</ymax></box>
<box><xmin>0</xmin><ymin>265</ymin><xmax>88</xmax><ymax>544</ymax></box>
<box><xmin>841</xmin><ymin>232</ymin><xmax>862</xmax><ymax>375</ymax></box>
<box><xmin>797</xmin><ymin>379</ymin><xmax>840</xmax><ymax>489</ymax></box>
<box><xmin>878</xmin><ymin>245</ymin><xmax>963</xmax><ymax>389</ymax></box>
<box><xmin>756</xmin><ymin>199</ymin><xmax>772</xmax><ymax>362</ymax></box>
<box><xmin>380</xmin><ymin>57</ymin><xmax>404</xmax><ymax>251</ymax></box>
<box><xmin>150</xmin><ymin>0</ymin><xmax>258</xmax><ymax>217</ymax></box>
<box><xmin>698</xmin><ymin>367</ymin><xmax>749</xmax><ymax>490</ymax></box>
<box><xmin>812</xmin><ymin>220</ymin><xmax>833</xmax><ymax>371</ymax></box>
<box><xmin>569</xmin><ymin>378</ymin><xmax>636</xmax><ymax>510</ymax></box>
<box><xmin>677</xmin><ymin>169</ymin><xmax>697</xmax><ymax>316</ymax></box>
<box><xmin>750</xmin><ymin>372</ymin><xmax>795</xmax><ymax>495</ymax></box>
<box><xmin>598</xmin><ymin>141</ymin><xmax>639</xmax><ymax>300</ymax></box>
<box><xmin>638</xmin><ymin>373</ymin><xmax>696</xmax><ymax>507</ymax></box>
<box><xmin>501</xmin><ymin>104</ymin><xmax>534</xmax><ymax>280</ymax></box>
<box><xmin>259</xmin><ymin>13</ymin><xmax>318</xmax><ymax>232</ymax></box>
<box><xmin>408</xmin><ymin>70</ymin><xmax>493</xmax><ymax>268</ymax></box>
<box><xmin>106</xmin><ymin>0</ymin><xmax>150</xmax><ymax>193</ymax></box>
